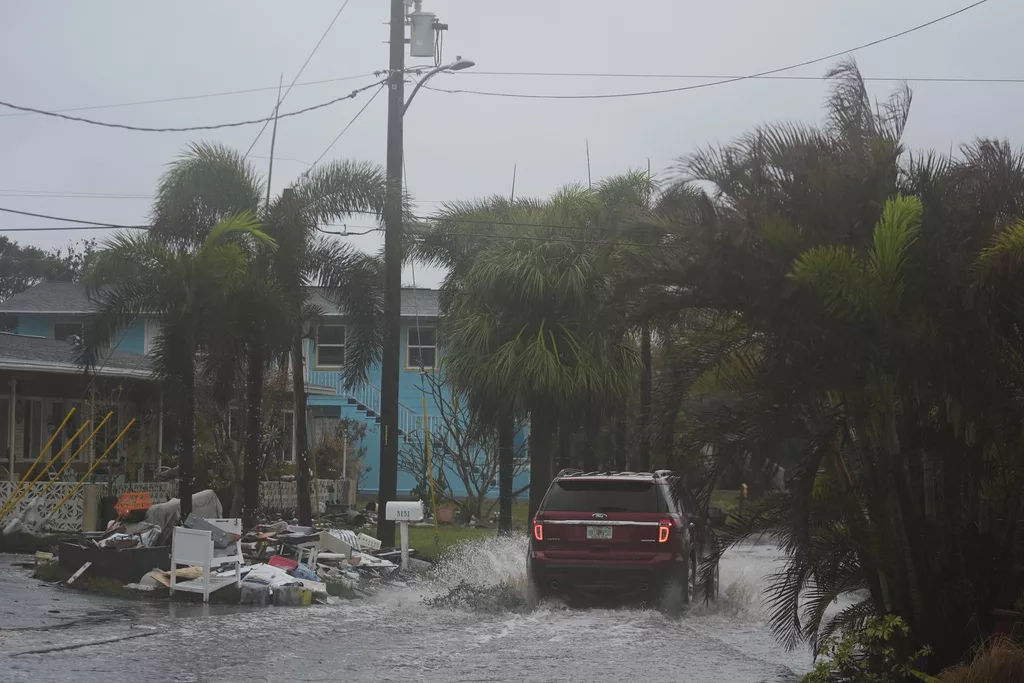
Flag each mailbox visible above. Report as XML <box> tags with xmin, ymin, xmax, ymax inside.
<box><xmin>385</xmin><ymin>500</ymin><xmax>425</xmax><ymax>523</ymax></box>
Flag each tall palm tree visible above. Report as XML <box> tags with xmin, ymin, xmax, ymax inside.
<box><xmin>77</xmin><ymin>214</ymin><xmax>272</xmax><ymax>520</ymax></box>
<box><xmin>620</xmin><ymin>59</ymin><xmax>1024</xmax><ymax>674</ymax></box>
<box><xmin>421</xmin><ymin>189</ymin><xmax>640</xmax><ymax>520</ymax></box>
<box><xmin>414</xmin><ymin>196</ymin><xmax>534</xmax><ymax>533</ymax></box>
<box><xmin>149</xmin><ymin>142</ymin><xmax>387</xmax><ymax>526</ymax></box>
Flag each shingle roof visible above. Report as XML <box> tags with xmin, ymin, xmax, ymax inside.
<box><xmin>0</xmin><ymin>282</ymin><xmax>441</xmax><ymax>318</ymax></box>
<box><xmin>0</xmin><ymin>282</ymin><xmax>101</xmax><ymax>313</ymax></box>
<box><xmin>0</xmin><ymin>332</ymin><xmax>152</xmax><ymax>378</ymax></box>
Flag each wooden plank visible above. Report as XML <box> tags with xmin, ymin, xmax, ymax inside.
<box><xmin>65</xmin><ymin>561</ymin><xmax>91</xmax><ymax>585</ymax></box>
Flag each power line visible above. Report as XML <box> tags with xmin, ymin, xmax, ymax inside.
<box><xmin>243</xmin><ymin>0</ymin><xmax>354</xmax><ymax>159</ymax></box>
<box><xmin>0</xmin><ymin>207</ymin><xmax>148</xmax><ymax>229</ymax></box>
<box><xmin>0</xmin><ymin>79</ymin><xmax>386</xmax><ymax>133</ymax></box>
<box><xmin>0</xmin><ymin>203</ymin><xmax>660</xmax><ymax>240</ymax></box>
<box><xmin>0</xmin><ymin>192</ymin><xmax>150</xmax><ymax>200</ymax></box>
<box><xmin>307</xmin><ymin>85</ymin><xmax>386</xmax><ymax>169</ymax></box>
<box><xmin>465</xmin><ymin>71</ymin><xmax>1024</xmax><ymax>85</ymax></box>
<box><xmin>0</xmin><ymin>73</ymin><xmax>378</xmax><ymax>120</ymax></box>
<box><xmin>425</xmin><ymin>0</ymin><xmax>991</xmax><ymax>101</ymax></box>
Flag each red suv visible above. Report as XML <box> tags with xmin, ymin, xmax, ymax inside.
<box><xmin>526</xmin><ymin>469</ymin><xmax>718</xmax><ymax>611</ymax></box>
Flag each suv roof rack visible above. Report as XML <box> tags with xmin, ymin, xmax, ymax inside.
<box><xmin>553</xmin><ymin>469</ymin><xmax>679</xmax><ymax>480</ymax></box>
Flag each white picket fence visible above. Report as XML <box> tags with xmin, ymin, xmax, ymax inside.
<box><xmin>0</xmin><ymin>478</ymin><xmax>349</xmax><ymax>532</ymax></box>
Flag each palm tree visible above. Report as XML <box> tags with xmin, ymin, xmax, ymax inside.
<box><xmin>421</xmin><ymin>189</ymin><xmax>640</xmax><ymax>520</ymax></box>
<box><xmin>149</xmin><ymin>143</ymin><xmax>387</xmax><ymax>527</ymax></box>
<box><xmin>621</xmin><ymin>59</ymin><xmax>1024</xmax><ymax>674</ymax></box>
<box><xmin>77</xmin><ymin>214</ymin><xmax>273</xmax><ymax>521</ymax></box>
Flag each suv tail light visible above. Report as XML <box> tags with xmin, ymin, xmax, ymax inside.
<box><xmin>533</xmin><ymin>521</ymin><xmax>544</xmax><ymax>541</ymax></box>
<box><xmin>658</xmin><ymin>518</ymin><xmax>673</xmax><ymax>543</ymax></box>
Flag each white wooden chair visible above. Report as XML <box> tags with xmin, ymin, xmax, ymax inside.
<box><xmin>169</xmin><ymin>518</ymin><xmax>244</xmax><ymax>603</ymax></box>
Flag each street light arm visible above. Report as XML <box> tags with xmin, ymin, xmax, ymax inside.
<box><xmin>403</xmin><ymin>65</ymin><xmax>447</xmax><ymax>116</ymax></box>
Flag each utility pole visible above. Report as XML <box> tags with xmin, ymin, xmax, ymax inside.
<box><xmin>377</xmin><ymin>0</ymin><xmax>407</xmax><ymax>546</ymax></box>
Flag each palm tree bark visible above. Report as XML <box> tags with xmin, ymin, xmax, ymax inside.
<box><xmin>638</xmin><ymin>325</ymin><xmax>652</xmax><ymax>471</ymax></box>
<box><xmin>529</xmin><ymin>408</ymin><xmax>557</xmax><ymax>520</ymax></box>
<box><xmin>582</xmin><ymin>409</ymin><xmax>599</xmax><ymax>472</ymax></box>
<box><xmin>497</xmin><ymin>412</ymin><xmax>515</xmax><ymax>535</ymax></box>
<box><xmin>178</xmin><ymin>355</ymin><xmax>196</xmax><ymax>521</ymax></box>
<box><xmin>614</xmin><ymin>410</ymin><xmax>627</xmax><ymax>472</ymax></box>
<box><xmin>558</xmin><ymin>417</ymin><xmax>573</xmax><ymax>470</ymax></box>
<box><xmin>242</xmin><ymin>342</ymin><xmax>265</xmax><ymax>529</ymax></box>
<box><xmin>292</xmin><ymin>335</ymin><xmax>313</xmax><ymax>526</ymax></box>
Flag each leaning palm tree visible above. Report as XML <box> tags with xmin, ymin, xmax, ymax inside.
<box><xmin>77</xmin><ymin>214</ymin><xmax>273</xmax><ymax>520</ymax></box>
<box><xmin>149</xmin><ymin>142</ymin><xmax>388</xmax><ymax>526</ymax></box>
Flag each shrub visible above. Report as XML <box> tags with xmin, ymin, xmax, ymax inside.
<box><xmin>802</xmin><ymin>615</ymin><xmax>933</xmax><ymax>683</ymax></box>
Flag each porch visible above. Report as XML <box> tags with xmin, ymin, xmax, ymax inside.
<box><xmin>0</xmin><ymin>332</ymin><xmax>162</xmax><ymax>484</ymax></box>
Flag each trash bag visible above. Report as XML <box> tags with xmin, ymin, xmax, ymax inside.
<box><xmin>1</xmin><ymin>496</ymin><xmax>47</xmax><ymax>536</ymax></box>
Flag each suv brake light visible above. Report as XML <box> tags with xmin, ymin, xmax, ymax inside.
<box><xmin>533</xmin><ymin>521</ymin><xmax>544</xmax><ymax>541</ymax></box>
<box><xmin>658</xmin><ymin>518</ymin><xmax>673</xmax><ymax>543</ymax></box>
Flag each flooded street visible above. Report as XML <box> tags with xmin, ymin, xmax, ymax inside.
<box><xmin>0</xmin><ymin>539</ymin><xmax>810</xmax><ymax>683</ymax></box>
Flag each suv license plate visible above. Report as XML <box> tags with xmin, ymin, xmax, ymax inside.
<box><xmin>586</xmin><ymin>526</ymin><xmax>612</xmax><ymax>540</ymax></box>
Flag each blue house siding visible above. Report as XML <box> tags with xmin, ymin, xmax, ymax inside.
<box><xmin>14</xmin><ymin>314</ymin><xmax>146</xmax><ymax>354</ymax></box>
<box><xmin>305</xmin><ymin>321</ymin><xmax>531</xmax><ymax>500</ymax></box>
<box><xmin>1</xmin><ymin>284</ymin><xmax>532</xmax><ymax>503</ymax></box>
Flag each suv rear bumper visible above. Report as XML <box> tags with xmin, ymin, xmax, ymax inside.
<box><xmin>530</xmin><ymin>552</ymin><xmax>684</xmax><ymax>597</ymax></box>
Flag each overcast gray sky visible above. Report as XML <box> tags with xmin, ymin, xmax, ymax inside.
<box><xmin>0</xmin><ymin>0</ymin><xmax>1016</xmax><ymax>288</ymax></box>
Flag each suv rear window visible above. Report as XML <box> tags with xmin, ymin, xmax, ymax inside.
<box><xmin>543</xmin><ymin>480</ymin><xmax>666</xmax><ymax>513</ymax></box>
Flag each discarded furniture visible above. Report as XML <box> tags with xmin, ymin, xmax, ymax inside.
<box><xmin>58</xmin><ymin>541</ymin><xmax>170</xmax><ymax>583</ymax></box>
<box><xmin>169</xmin><ymin>518</ymin><xmax>243</xmax><ymax>602</ymax></box>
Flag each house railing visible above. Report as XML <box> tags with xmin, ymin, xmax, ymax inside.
<box><xmin>307</xmin><ymin>369</ymin><xmax>421</xmax><ymax>440</ymax></box>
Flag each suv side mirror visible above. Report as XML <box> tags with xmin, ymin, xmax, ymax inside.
<box><xmin>707</xmin><ymin>507</ymin><xmax>726</xmax><ymax>526</ymax></box>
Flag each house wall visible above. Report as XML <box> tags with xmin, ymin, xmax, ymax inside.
<box><xmin>12</xmin><ymin>313</ymin><xmax>532</xmax><ymax>500</ymax></box>
<box><xmin>15</xmin><ymin>314</ymin><xmax>146</xmax><ymax>354</ymax></box>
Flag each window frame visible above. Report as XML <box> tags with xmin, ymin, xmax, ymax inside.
<box><xmin>315</xmin><ymin>323</ymin><xmax>347</xmax><ymax>369</ymax></box>
<box><xmin>405</xmin><ymin>324</ymin><xmax>437</xmax><ymax>371</ymax></box>
<box><xmin>52</xmin><ymin>320</ymin><xmax>84</xmax><ymax>343</ymax></box>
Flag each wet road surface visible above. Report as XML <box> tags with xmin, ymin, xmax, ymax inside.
<box><xmin>0</xmin><ymin>538</ymin><xmax>810</xmax><ymax>683</ymax></box>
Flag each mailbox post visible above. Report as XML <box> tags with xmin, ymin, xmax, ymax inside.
<box><xmin>385</xmin><ymin>500</ymin><xmax>425</xmax><ymax>570</ymax></box>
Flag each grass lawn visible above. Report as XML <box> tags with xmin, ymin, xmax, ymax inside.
<box><xmin>407</xmin><ymin>501</ymin><xmax>531</xmax><ymax>561</ymax></box>
<box><xmin>710</xmin><ymin>489</ymin><xmax>741</xmax><ymax>515</ymax></box>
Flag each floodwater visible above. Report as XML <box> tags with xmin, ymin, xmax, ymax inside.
<box><xmin>0</xmin><ymin>538</ymin><xmax>811</xmax><ymax>683</ymax></box>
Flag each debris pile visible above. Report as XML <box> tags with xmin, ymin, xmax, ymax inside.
<box><xmin>30</xmin><ymin>489</ymin><xmax>432</xmax><ymax>606</ymax></box>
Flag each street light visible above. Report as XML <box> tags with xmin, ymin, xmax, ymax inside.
<box><xmin>403</xmin><ymin>57</ymin><xmax>475</xmax><ymax>115</ymax></box>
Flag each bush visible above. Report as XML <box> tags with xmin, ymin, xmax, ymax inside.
<box><xmin>802</xmin><ymin>615</ymin><xmax>933</xmax><ymax>683</ymax></box>
<box><xmin>938</xmin><ymin>637</ymin><xmax>1024</xmax><ymax>682</ymax></box>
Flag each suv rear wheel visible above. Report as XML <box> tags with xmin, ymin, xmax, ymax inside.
<box><xmin>525</xmin><ymin>561</ymin><xmax>545</xmax><ymax>611</ymax></box>
<box><xmin>658</xmin><ymin>552</ymin><xmax>696</xmax><ymax>616</ymax></box>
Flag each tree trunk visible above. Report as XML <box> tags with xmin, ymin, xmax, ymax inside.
<box><xmin>582</xmin><ymin>409</ymin><xmax>599</xmax><ymax>472</ymax></box>
<box><xmin>292</xmin><ymin>336</ymin><xmax>313</xmax><ymax>526</ymax></box>
<box><xmin>497</xmin><ymin>412</ymin><xmax>515</xmax><ymax>535</ymax></box>
<box><xmin>614</xmin><ymin>409</ymin><xmax>627</xmax><ymax>472</ymax></box>
<box><xmin>242</xmin><ymin>342</ymin><xmax>265</xmax><ymax>529</ymax></box>
<box><xmin>178</xmin><ymin>356</ymin><xmax>196</xmax><ymax>521</ymax></box>
<box><xmin>529</xmin><ymin>408</ymin><xmax>557</xmax><ymax>520</ymax></box>
<box><xmin>638</xmin><ymin>325</ymin><xmax>652</xmax><ymax>471</ymax></box>
<box><xmin>558</xmin><ymin>417</ymin><xmax>573</xmax><ymax>471</ymax></box>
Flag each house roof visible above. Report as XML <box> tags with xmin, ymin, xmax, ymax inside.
<box><xmin>0</xmin><ymin>331</ymin><xmax>153</xmax><ymax>379</ymax></box>
<box><xmin>0</xmin><ymin>282</ymin><xmax>441</xmax><ymax>318</ymax></box>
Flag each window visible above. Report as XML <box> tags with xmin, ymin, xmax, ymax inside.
<box><xmin>53</xmin><ymin>322</ymin><xmax>83</xmax><ymax>343</ymax></box>
<box><xmin>406</xmin><ymin>325</ymin><xmax>437</xmax><ymax>370</ymax></box>
<box><xmin>542</xmin><ymin>480</ymin><xmax>667</xmax><ymax>513</ymax></box>
<box><xmin>144</xmin><ymin>318</ymin><xmax>163</xmax><ymax>355</ymax></box>
<box><xmin>316</xmin><ymin>325</ymin><xmax>346</xmax><ymax>367</ymax></box>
